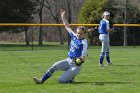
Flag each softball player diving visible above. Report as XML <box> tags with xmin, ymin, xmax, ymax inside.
<box><xmin>98</xmin><ymin>11</ymin><xmax>113</xmax><ymax>66</ymax></box>
<box><xmin>33</xmin><ymin>10</ymin><xmax>88</xmax><ymax>84</ymax></box>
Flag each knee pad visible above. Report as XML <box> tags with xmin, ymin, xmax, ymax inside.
<box><xmin>100</xmin><ymin>52</ymin><xmax>105</xmax><ymax>58</ymax></box>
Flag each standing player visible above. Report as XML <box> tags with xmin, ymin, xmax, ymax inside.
<box><xmin>33</xmin><ymin>10</ymin><xmax>88</xmax><ymax>84</ymax></box>
<box><xmin>98</xmin><ymin>11</ymin><xmax>113</xmax><ymax>66</ymax></box>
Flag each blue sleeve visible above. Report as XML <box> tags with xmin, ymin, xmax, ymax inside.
<box><xmin>69</xmin><ymin>31</ymin><xmax>77</xmax><ymax>38</ymax></box>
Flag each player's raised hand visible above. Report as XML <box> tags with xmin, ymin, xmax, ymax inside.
<box><xmin>60</xmin><ymin>9</ymin><xmax>65</xmax><ymax>17</ymax></box>
<box><xmin>60</xmin><ymin>8</ymin><xmax>72</xmax><ymax>32</ymax></box>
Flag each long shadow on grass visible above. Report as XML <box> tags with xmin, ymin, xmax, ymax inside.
<box><xmin>72</xmin><ymin>81</ymin><xmax>132</xmax><ymax>86</ymax></box>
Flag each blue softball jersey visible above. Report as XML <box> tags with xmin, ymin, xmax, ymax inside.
<box><xmin>68</xmin><ymin>32</ymin><xmax>88</xmax><ymax>59</ymax></box>
<box><xmin>98</xmin><ymin>19</ymin><xmax>110</xmax><ymax>34</ymax></box>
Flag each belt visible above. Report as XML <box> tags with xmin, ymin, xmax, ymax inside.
<box><xmin>100</xmin><ymin>33</ymin><xmax>108</xmax><ymax>35</ymax></box>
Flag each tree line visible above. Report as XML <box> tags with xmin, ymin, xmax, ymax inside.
<box><xmin>0</xmin><ymin>0</ymin><xmax>140</xmax><ymax>46</ymax></box>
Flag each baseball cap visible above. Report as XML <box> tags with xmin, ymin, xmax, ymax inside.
<box><xmin>103</xmin><ymin>11</ymin><xmax>110</xmax><ymax>16</ymax></box>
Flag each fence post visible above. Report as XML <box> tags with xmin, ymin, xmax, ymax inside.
<box><xmin>31</xmin><ymin>26</ymin><xmax>34</xmax><ymax>50</ymax></box>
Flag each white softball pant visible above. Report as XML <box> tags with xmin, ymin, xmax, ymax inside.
<box><xmin>52</xmin><ymin>58</ymin><xmax>81</xmax><ymax>83</ymax></box>
<box><xmin>99</xmin><ymin>34</ymin><xmax>110</xmax><ymax>52</ymax></box>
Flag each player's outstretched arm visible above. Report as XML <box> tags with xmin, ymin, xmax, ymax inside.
<box><xmin>60</xmin><ymin>10</ymin><xmax>72</xmax><ymax>33</ymax></box>
<box><xmin>107</xmin><ymin>28</ymin><xmax>113</xmax><ymax>32</ymax></box>
<box><xmin>106</xmin><ymin>21</ymin><xmax>114</xmax><ymax>32</ymax></box>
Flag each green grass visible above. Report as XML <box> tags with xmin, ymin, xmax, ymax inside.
<box><xmin>0</xmin><ymin>45</ymin><xmax>140</xmax><ymax>93</ymax></box>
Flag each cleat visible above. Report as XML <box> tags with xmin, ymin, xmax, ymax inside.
<box><xmin>99</xmin><ymin>63</ymin><xmax>104</xmax><ymax>66</ymax></box>
<box><xmin>105</xmin><ymin>62</ymin><xmax>112</xmax><ymax>66</ymax></box>
<box><xmin>33</xmin><ymin>77</ymin><xmax>43</xmax><ymax>84</ymax></box>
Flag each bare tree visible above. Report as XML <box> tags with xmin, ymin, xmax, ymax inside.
<box><xmin>24</xmin><ymin>27</ymin><xmax>30</xmax><ymax>45</ymax></box>
<box><xmin>43</xmin><ymin>0</ymin><xmax>84</xmax><ymax>45</ymax></box>
<box><xmin>36</xmin><ymin>0</ymin><xmax>45</xmax><ymax>45</ymax></box>
<box><xmin>44</xmin><ymin>0</ymin><xmax>64</xmax><ymax>45</ymax></box>
<box><xmin>34</xmin><ymin>0</ymin><xmax>84</xmax><ymax>45</ymax></box>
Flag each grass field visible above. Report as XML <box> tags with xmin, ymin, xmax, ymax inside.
<box><xmin>0</xmin><ymin>44</ymin><xmax>140</xmax><ymax>93</ymax></box>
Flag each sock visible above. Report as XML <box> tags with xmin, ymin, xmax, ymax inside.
<box><xmin>106</xmin><ymin>52</ymin><xmax>111</xmax><ymax>63</ymax></box>
<box><xmin>100</xmin><ymin>52</ymin><xmax>105</xmax><ymax>64</ymax></box>
<box><xmin>41</xmin><ymin>67</ymin><xmax>54</xmax><ymax>82</ymax></box>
